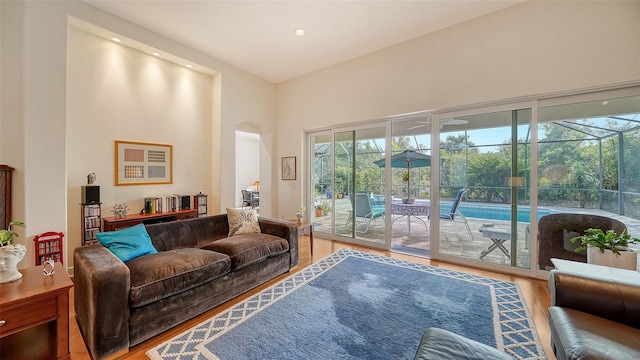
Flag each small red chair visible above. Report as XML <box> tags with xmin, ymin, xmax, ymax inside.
<box><xmin>34</xmin><ymin>231</ymin><xmax>64</xmax><ymax>265</ymax></box>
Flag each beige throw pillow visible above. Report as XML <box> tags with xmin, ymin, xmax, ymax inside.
<box><xmin>226</xmin><ymin>208</ymin><xmax>261</xmax><ymax>237</ymax></box>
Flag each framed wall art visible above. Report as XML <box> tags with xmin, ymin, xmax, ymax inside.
<box><xmin>115</xmin><ymin>140</ymin><xmax>173</xmax><ymax>185</ymax></box>
<box><xmin>282</xmin><ymin>156</ymin><xmax>296</xmax><ymax>180</ymax></box>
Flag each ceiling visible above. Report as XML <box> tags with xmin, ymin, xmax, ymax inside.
<box><xmin>85</xmin><ymin>0</ymin><xmax>524</xmax><ymax>83</ymax></box>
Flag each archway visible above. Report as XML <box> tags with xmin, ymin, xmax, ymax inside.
<box><xmin>235</xmin><ymin>127</ymin><xmax>260</xmax><ymax>211</ymax></box>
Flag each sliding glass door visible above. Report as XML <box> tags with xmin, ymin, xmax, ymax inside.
<box><xmin>309</xmin><ymin>125</ymin><xmax>388</xmax><ymax>249</ymax></box>
<box><xmin>433</xmin><ymin>105</ymin><xmax>532</xmax><ymax>271</ymax></box>
<box><xmin>536</xmin><ymin>93</ymin><xmax>640</xmax><ymax>272</ymax></box>
<box><xmin>307</xmin><ymin>86</ymin><xmax>639</xmax><ymax>276</ymax></box>
<box><xmin>388</xmin><ymin>117</ymin><xmax>433</xmax><ymax>256</ymax></box>
<box><xmin>310</xmin><ymin>132</ymin><xmax>333</xmax><ymax>234</ymax></box>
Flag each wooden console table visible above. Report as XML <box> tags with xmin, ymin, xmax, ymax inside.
<box><xmin>0</xmin><ymin>262</ymin><xmax>73</xmax><ymax>360</ymax></box>
<box><xmin>103</xmin><ymin>209</ymin><xmax>198</xmax><ymax>231</ymax></box>
<box><xmin>290</xmin><ymin>220</ymin><xmax>314</xmax><ymax>256</ymax></box>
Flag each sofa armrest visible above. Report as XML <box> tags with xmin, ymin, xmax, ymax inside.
<box><xmin>549</xmin><ymin>270</ymin><xmax>640</xmax><ymax>329</ymax></box>
<box><xmin>74</xmin><ymin>245</ymin><xmax>131</xmax><ymax>359</ymax></box>
<box><xmin>258</xmin><ymin>217</ymin><xmax>299</xmax><ymax>268</ymax></box>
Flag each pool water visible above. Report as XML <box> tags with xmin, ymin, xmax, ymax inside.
<box><xmin>442</xmin><ymin>203</ymin><xmax>555</xmax><ymax>223</ymax></box>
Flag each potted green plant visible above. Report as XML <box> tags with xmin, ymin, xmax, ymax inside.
<box><xmin>570</xmin><ymin>228</ymin><xmax>638</xmax><ymax>270</ymax></box>
<box><xmin>320</xmin><ymin>201</ymin><xmax>331</xmax><ymax>215</ymax></box>
<box><xmin>0</xmin><ymin>221</ymin><xmax>27</xmax><ymax>283</ymax></box>
<box><xmin>315</xmin><ymin>205</ymin><xmax>323</xmax><ymax>217</ymax></box>
<box><xmin>0</xmin><ymin>221</ymin><xmax>25</xmax><ymax>246</ymax></box>
<box><xmin>335</xmin><ymin>184</ymin><xmax>344</xmax><ymax>199</ymax></box>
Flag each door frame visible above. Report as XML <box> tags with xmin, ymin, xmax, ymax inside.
<box><xmin>307</xmin><ymin>121</ymin><xmax>391</xmax><ymax>251</ymax></box>
<box><xmin>430</xmin><ymin>101</ymin><xmax>537</xmax><ymax>278</ymax></box>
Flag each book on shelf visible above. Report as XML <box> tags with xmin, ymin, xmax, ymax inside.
<box><xmin>85</xmin><ymin>229</ymin><xmax>99</xmax><ymax>240</ymax></box>
<box><xmin>194</xmin><ymin>192</ymin><xmax>208</xmax><ymax>217</ymax></box>
<box><xmin>38</xmin><ymin>253</ymin><xmax>61</xmax><ymax>265</ymax></box>
<box><xmin>81</xmin><ymin>203</ymin><xmax>101</xmax><ymax>247</ymax></box>
<box><xmin>83</xmin><ymin>204</ymin><xmax>101</xmax><ymax>217</ymax></box>
<box><xmin>38</xmin><ymin>242</ymin><xmax>61</xmax><ymax>255</ymax></box>
<box><xmin>144</xmin><ymin>195</ymin><xmax>193</xmax><ymax>214</ymax></box>
<box><xmin>84</xmin><ymin>216</ymin><xmax>100</xmax><ymax>229</ymax></box>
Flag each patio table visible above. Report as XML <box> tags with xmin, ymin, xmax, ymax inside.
<box><xmin>479</xmin><ymin>226</ymin><xmax>511</xmax><ymax>260</ymax></box>
<box><xmin>391</xmin><ymin>201</ymin><xmax>430</xmax><ymax>233</ymax></box>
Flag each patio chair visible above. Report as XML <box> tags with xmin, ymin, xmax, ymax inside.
<box><xmin>241</xmin><ymin>190</ymin><xmax>259</xmax><ymax>209</ymax></box>
<box><xmin>432</xmin><ymin>188</ymin><xmax>474</xmax><ymax>241</ymax></box>
<box><xmin>345</xmin><ymin>192</ymin><xmax>385</xmax><ymax>233</ymax></box>
<box><xmin>537</xmin><ymin>213</ymin><xmax>626</xmax><ymax>270</ymax></box>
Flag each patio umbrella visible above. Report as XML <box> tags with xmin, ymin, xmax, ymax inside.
<box><xmin>373</xmin><ymin>150</ymin><xmax>432</xmax><ymax>200</ymax></box>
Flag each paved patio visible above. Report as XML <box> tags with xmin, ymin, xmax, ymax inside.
<box><xmin>311</xmin><ymin>197</ymin><xmax>640</xmax><ymax>270</ymax></box>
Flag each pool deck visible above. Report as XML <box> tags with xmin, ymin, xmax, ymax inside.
<box><xmin>310</xmin><ymin>197</ymin><xmax>640</xmax><ymax>270</ymax></box>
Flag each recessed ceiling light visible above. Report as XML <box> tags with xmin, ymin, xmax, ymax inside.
<box><xmin>186</xmin><ymin>64</ymin><xmax>193</xmax><ymax>68</ymax></box>
<box><xmin>294</xmin><ymin>29</ymin><xmax>306</xmax><ymax>37</ymax></box>
<box><xmin>602</xmin><ymin>101</ymin><xmax>609</xmax><ymax>105</ymax></box>
<box><xmin>112</xmin><ymin>37</ymin><xmax>121</xmax><ymax>42</ymax></box>
<box><xmin>152</xmin><ymin>52</ymin><xmax>160</xmax><ymax>57</ymax></box>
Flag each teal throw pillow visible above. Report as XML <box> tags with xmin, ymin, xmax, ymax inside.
<box><xmin>96</xmin><ymin>223</ymin><xmax>157</xmax><ymax>262</ymax></box>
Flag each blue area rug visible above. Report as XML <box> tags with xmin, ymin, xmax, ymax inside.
<box><xmin>147</xmin><ymin>249</ymin><xmax>545</xmax><ymax>360</ymax></box>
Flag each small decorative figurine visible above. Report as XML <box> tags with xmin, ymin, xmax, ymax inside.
<box><xmin>43</xmin><ymin>259</ymin><xmax>55</xmax><ymax>276</ymax></box>
<box><xmin>112</xmin><ymin>203</ymin><xmax>129</xmax><ymax>218</ymax></box>
<box><xmin>296</xmin><ymin>207</ymin><xmax>305</xmax><ymax>224</ymax></box>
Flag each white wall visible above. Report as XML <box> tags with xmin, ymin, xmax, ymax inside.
<box><xmin>66</xmin><ymin>28</ymin><xmax>214</xmax><ymax>264</ymax></box>
<box><xmin>275</xmin><ymin>0</ymin><xmax>640</xmax><ymax>219</ymax></box>
<box><xmin>0</xmin><ymin>2</ymin><xmax>26</xmax><ymax>245</ymax></box>
<box><xmin>0</xmin><ymin>0</ymin><xmax>276</xmax><ymax>271</ymax></box>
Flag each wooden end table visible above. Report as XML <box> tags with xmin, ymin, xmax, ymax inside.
<box><xmin>290</xmin><ymin>220</ymin><xmax>314</xmax><ymax>256</ymax></box>
<box><xmin>0</xmin><ymin>262</ymin><xmax>73</xmax><ymax>360</ymax></box>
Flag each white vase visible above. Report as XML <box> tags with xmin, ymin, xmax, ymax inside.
<box><xmin>587</xmin><ymin>246</ymin><xmax>638</xmax><ymax>271</ymax></box>
<box><xmin>0</xmin><ymin>244</ymin><xmax>27</xmax><ymax>283</ymax></box>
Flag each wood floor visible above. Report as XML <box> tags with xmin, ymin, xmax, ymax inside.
<box><xmin>68</xmin><ymin>235</ymin><xmax>554</xmax><ymax>359</ymax></box>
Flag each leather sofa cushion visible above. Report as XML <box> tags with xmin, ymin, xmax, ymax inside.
<box><xmin>548</xmin><ymin>306</ymin><xmax>640</xmax><ymax>360</ymax></box>
<box><xmin>202</xmin><ymin>233</ymin><xmax>289</xmax><ymax>271</ymax></box>
<box><xmin>127</xmin><ymin>248</ymin><xmax>231</xmax><ymax>307</ymax></box>
<box><xmin>414</xmin><ymin>327</ymin><xmax>514</xmax><ymax>360</ymax></box>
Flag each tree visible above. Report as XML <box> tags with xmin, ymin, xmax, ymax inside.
<box><xmin>439</xmin><ymin>134</ymin><xmax>474</xmax><ymax>198</ymax></box>
<box><xmin>566</xmin><ymin>162</ymin><xmax>598</xmax><ymax>208</ymax></box>
<box><xmin>538</xmin><ymin>121</ymin><xmax>599</xmax><ymax>206</ymax></box>
<box><xmin>467</xmin><ymin>152</ymin><xmax>511</xmax><ymax>203</ymax></box>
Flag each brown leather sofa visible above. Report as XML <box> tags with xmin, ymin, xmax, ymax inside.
<box><xmin>548</xmin><ymin>269</ymin><xmax>640</xmax><ymax>360</ymax></box>
<box><xmin>73</xmin><ymin>214</ymin><xmax>298</xmax><ymax>359</ymax></box>
<box><xmin>538</xmin><ymin>213</ymin><xmax>626</xmax><ymax>270</ymax></box>
<box><xmin>413</xmin><ymin>327</ymin><xmax>515</xmax><ymax>360</ymax></box>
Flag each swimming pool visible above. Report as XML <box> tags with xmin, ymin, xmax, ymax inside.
<box><xmin>442</xmin><ymin>202</ymin><xmax>556</xmax><ymax>222</ymax></box>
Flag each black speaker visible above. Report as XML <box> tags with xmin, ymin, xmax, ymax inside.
<box><xmin>179</xmin><ymin>195</ymin><xmax>191</xmax><ymax>210</ymax></box>
<box><xmin>82</xmin><ymin>185</ymin><xmax>100</xmax><ymax>204</ymax></box>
